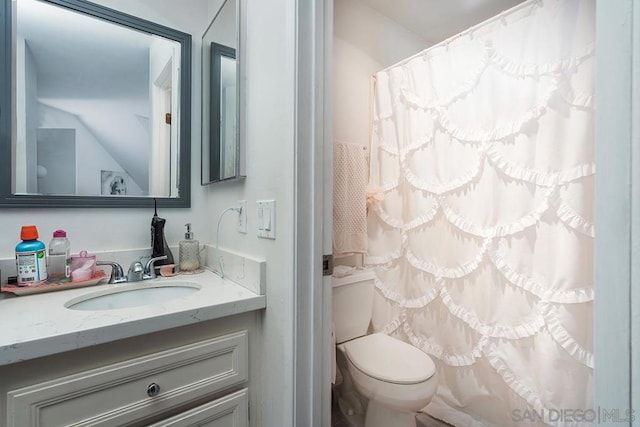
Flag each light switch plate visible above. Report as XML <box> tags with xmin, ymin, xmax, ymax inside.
<box><xmin>257</xmin><ymin>200</ymin><xmax>276</xmax><ymax>239</ymax></box>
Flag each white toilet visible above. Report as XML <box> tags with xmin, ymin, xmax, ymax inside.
<box><xmin>332</xmin><ymin>269</ymin><xmax>437</xmax><ymax>427</ymax></box>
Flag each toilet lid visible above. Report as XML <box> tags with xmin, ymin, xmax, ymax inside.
<box><xmin>343</xmin><ymin>333</ymin><xmax>436</xmax><ymax>385</ymax></box>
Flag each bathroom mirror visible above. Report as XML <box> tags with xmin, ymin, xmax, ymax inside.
<box><xmin>0</xmin><ymin>0</ymin><xmax>192</xmax><ymax>207</ymax></box>
<box><xmin>201</xmin><ymin>0</ymin><xmax>244</xmax><ymax>184</ymax></box>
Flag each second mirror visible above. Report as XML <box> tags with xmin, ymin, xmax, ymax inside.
<box><xmin>202</xmin><ymin>0</ymin><xmax>243</xmax><ymax>184</ymax></box>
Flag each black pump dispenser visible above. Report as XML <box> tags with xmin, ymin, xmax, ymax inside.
<box><xmin>151</xmin><ymin>199</ymin><xmax>174</xmax><ymax>265</ymax></box>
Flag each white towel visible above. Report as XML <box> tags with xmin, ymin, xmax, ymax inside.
<box><xmin>332</xmin><ymin>265</ymin><xmax>357</xmax><ymax>278</ymax></box>
<box><xmin>333</xmin><ymin>141</ymin><xmax>368</xmax><ymax>255</ymax></box>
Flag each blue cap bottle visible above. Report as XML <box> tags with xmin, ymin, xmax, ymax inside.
<box><xmin>15</xmin><ymin>225</ymin><xmax>47</xmax><ymax>286</ymax></box>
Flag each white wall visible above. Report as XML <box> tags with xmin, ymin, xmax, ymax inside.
<box><xmin>333</xmin><ymin>0</ymin><xmax>427</xmax><ymax>147</ymax></box>
<box><xmin>201</xmin><ymin>0</ymin><xmax>296</xmax><ymax>425</ymax></box>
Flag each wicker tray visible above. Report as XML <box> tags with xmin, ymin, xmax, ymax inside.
<box><xmin>1</xmin><ymin>270</ymin><xmax>107</xmax><ymax>296</ymax></box>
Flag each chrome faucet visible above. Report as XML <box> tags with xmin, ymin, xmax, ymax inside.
<box><xmin>127</xmin><ymin>261</ymin><xmax>144</xmax><ymax>282</ymax></box>
<box><xmin>96</xmin><ymin>261</ymin><xmax>127</xmax><ymax>284</ymax></box>
<box><xmin>97</xmin><ymin>255</ymin><xmax>168</xmax><ymax>284</ymax></box>
<box><xmin>142</xmin><ymin>255</ymin><xmax>168</xmax><ymax>280</ymax></box>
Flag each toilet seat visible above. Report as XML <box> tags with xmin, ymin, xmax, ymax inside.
<box><xmin>343</xmin><ymin>333</ymin><xmax>435</xmax><ymax>384</ymax></box>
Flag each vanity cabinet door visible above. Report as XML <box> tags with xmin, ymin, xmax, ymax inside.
<box><xmin>6</xmin><ymin>331</ymin><xmax>248</xmax><ymax>427</ymax></box>
<box><xmin>150</xmin><ymin>388</ymin><xmax>248</xmax><ymax>427</ymax></box>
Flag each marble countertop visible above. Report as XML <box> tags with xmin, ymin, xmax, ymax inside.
<box><xmin>0</xmin><ymin>270</ymin><xmax>266</xmax><ymax>366</ymax></box>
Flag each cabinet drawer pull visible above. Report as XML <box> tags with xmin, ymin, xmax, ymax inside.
<box><xmin>147</xmin><ymin>383</ymin><xmax>161</xmax><ymax>397</ymax></box>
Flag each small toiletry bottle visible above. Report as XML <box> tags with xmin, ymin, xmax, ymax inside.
<box><xmin>179</xmin><ymin>223</ymin><xmax>200</xmax><ymax>272</ymax></box>
<box><xmin>48</xmin><ymin>230</ymin><xmax>71</xmax><ymax>280</ymax></box>
<box><xmin>15</xmin><ymin>225</ymin><xmax>47</xmax><ymax>286</ymax></box>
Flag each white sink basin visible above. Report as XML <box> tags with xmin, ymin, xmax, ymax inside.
<box><xmin>65</xmin><ymin>282</ymin><xmax>202</xmax><ymax>311</ymax></box>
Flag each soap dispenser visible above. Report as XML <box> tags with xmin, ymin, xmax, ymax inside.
<box><xmin>151</xmin><ymin>199</ymin><xmax>174</xmax><ymax>266</ymax></box>
<box><xmin>179</xmin><ymin>223</ymin><xmax>200</xmax><ymax>272</ymax></box>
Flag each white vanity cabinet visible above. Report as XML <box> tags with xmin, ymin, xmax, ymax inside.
<box><xmin>6</xmin><ymin>331</ymin><xmax>249</xmax><ymax>427</ymax></box>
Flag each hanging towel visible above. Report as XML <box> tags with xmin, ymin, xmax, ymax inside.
<box><xmin>333</xmin><ymin>140</ymin><xmax>368</xmax><ymax>255</ymax></box>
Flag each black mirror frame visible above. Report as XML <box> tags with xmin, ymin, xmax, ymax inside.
<box><xmin>0</xmin><ymin>0</ymin><xmax>191</xmax><ymax>208</ymax></box>
<box><xmin>209</xmin><ymin>42</ymin><xmax>236</xmax><ymax>182</ymax></box>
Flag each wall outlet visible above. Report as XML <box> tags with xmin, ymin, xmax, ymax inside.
<box><xmin>237</xmin><ymin>200</ymin><xmax>247</xmax><ymax>233</ymax></box>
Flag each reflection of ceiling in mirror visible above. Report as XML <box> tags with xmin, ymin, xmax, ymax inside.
<box><xmin>18</xmin><ymin>0</ymin><xmax>151</xmax><ymax>99</ymax></box>
<box><xmin>16</xmin><ymin>0</ymin><xmax>179</xmax><ymax>195</ymax></box>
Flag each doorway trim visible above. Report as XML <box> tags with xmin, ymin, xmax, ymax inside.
<box><xmin>594</xmin><ymin>0</ymin><xmax>637</xmax><ymax>419</ymax></box>
<box><xmin>293</xmin><ymin>0</ymin><xmax>333</xmax><ymax>426</ymax></box>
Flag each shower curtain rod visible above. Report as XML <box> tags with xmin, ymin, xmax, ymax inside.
<box><xmin>376</xmin><ymin>0</ymin><xmax>539</xmax><ymax>74</ymax></box>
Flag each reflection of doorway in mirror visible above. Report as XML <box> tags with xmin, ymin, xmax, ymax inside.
<box><xmin>36</xmin><ymin>128</ymin><xmax>76</xmax><ymax>195</ymax></box>
<box><xmin>221</xmin><ymin>85</ymin><xmax>236</xmax><ymax>179</ymax></box>
<box><xmin>150</xmin><ymin>55</ymin><xmax>179</xmax><ymax>197</ymax></box>
<box><xmin>208</xmin><ymin>42</ymin><xmax>236</xmax><ymax>182</ymax></box>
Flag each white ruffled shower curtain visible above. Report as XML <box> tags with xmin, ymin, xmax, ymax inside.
<box><xmin>366</xmin><ymin>0</ymin><xmax>594</xmax><ymax>425</ymax></box>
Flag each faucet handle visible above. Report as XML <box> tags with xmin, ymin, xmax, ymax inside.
<box><xmin>127</xmin><ymin>261</ymin><xmax>144</xmax><ymax>282</ymax></box>
<box><xmin>96</xmin><ymin>261</ymin><xmax>126</xmax><ymax>284</ymax></box>
<box><xmin>144</xmin><ymin>255</ymin><xmax>168</xmax><ymax>279</ymax></box>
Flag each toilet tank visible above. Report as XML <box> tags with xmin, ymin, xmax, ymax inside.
<box><xmin>332</xmin><ymin>269</ymin><xmax>376</xmax><ymax>344</ymax></box>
